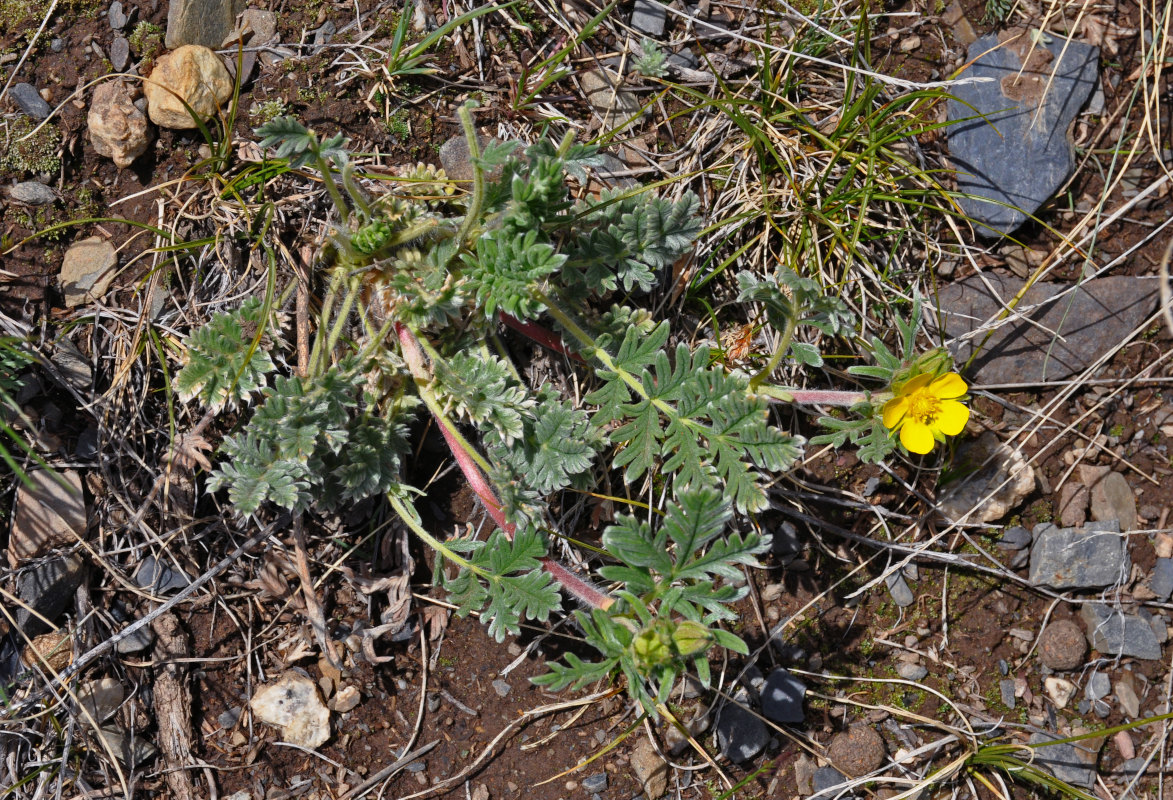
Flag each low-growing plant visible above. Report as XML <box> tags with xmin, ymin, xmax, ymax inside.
<box><xmin>175</xmin><ymin>103</ymin><xmax>969</xmax><ymax>715</ymax></box>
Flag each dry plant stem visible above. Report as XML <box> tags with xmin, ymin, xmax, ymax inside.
<box><xmin>2</xmin><ymin>521</ymin><xmax>280</xmax><ymax>718</ymax></box>
<box><xmin>293</xmin><ymin>515</ymin><xmax>343</xmax><ymax>668</ymax></box>
<box><xmin>152</xmin><ymin>612</ymin><xmax>199</xmax><ymax>800</ymax></box>
<box><xmin>394</xmin><ymin>322</ymin><xmax>613</xmax><ymax>611</ymax></box>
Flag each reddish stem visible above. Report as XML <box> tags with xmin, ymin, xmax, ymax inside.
<box><xmin>395</xmin><ymin>322</ymin><xmax>612</xmax><ymax>610</ymax></box>
<box><xmin>498</xmin><ymin>312</ymin><xmax>585</xmax><ymax>363</ymax></box>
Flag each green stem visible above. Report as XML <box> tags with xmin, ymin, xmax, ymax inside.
<box><xmin>322</xmin><ymin>273</ymin><xmax>361</xmax><ymax>364</ymax></box>
<box><xmin>341</xmin><ymin>161</ymin><xmax>373</xmax><ymax>220</ymax></box>
<box><xmin>308</xmin><ymin>266</ymin><xmax>346</xmax><ymax>376</ymax></box>
<box><xmin>452</xmin><ymin>103</ymin><xmax>485</xmax><ymax>251</ymax></box>
<box><xmin>314</xmin><ymin>151</ymin><xmax>350</xmax><ymax>226</ymax></box>
<box><xmin>748</xmin><ymin>299</ymin><xmax>800</xmax><ymax>391</ymax></box>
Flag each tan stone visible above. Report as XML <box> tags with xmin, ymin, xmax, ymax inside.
<box><xmin>59</xmin><ymin>238</ymin><xmax>117</xmax><ymax>308</ymax></box>
<box><xmin>8</xmin><ymin>468</ymin><xmax>86</xmax><ymax>566</ymax></box>
<box><xmin>88</xmin><ymin>80</ymin><xmax>152</xmax><ymax>168</ymax></box>
<box><xmin>144</xmin><ymin>45</ymin><xmax>232</xmax><ymax>129</ymax></box>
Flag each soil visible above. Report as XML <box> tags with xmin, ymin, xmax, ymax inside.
<box><xmin>2</xmin><ymin>0</ymin><xmax>1173</xmax><ymax>798</ymax></box>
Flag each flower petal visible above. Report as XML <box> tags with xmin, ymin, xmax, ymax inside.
<box><xmin>930</xmin><ymin>372</ymin><xmax>968</xmax><ymax>400</ymax></box>
<box><xmin>935</xmin><ymin>399</ymin><xmax>970</xmax><ymax>436</ymax></box>
<box><xmin>900</xmin><ymin>419</ymin><xmax>935</xmax><ymax>454</ymax></box>
<box><xmin>882</xmin><ymin>396</ymin><xmax>910</xmax><ymax>429</ymax></box>
<box><xmin>900</xmin><ymin>373</ymin><xmax>934</xmax><ymax>394</ymax></box>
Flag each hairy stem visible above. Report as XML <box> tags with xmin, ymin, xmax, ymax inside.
<box><xmin>748</xmin><ymin>296</ymin><xmax>800</xmax><ymax>391</ymax></box>
<box><xmin>755</xmin><ymin>385</ymin><xmax>873</xmax><ymax>406</ymax></box>
<box><xmin>314</xmin><ymin>151</ymin><xmax>350</xmax><ymax>227</ymax></box>
<box><xmin>453</xmin><ymin>102</ymin><xmax>485</xmax><ymax>251</ymax></box>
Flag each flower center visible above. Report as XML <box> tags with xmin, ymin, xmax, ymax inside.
<box><xmin>907</xmin><ymin>389</ymin><xmax>941</xmax><ymax>424</ymax></box>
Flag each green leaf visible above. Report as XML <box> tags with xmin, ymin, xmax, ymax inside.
<box><xmin>175</xmin><ymin>298</ymin><xmax>277</xmax><ymax>411</ymax></box>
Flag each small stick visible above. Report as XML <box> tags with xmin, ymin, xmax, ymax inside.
<box><xmin>292</xmin><ymin>515</ymin><xmax>342</xmax><ymax>669</ymax></box>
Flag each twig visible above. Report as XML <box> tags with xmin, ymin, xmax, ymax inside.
<box><xmin>292</xmin><ymin>515</ymin><xmax>342</xmax><ymax>668</ymax></box>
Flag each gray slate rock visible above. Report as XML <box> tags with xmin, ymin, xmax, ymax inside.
<box><xmin>999</xmin><ymin>679</ymin><xmax>1016</xmax><ymax>708</ymax></box>
<box><xmin>631</xmin><ymin>0</ymin><xmax>667</xmax><ymax>36</ymax></box>
<box><xmin>1027</xmin><ymin>733</ymin><xmax>1098</xmax><ymax>789</ymax></box>
<box><xmin>8</xmin><ymin>181</ymin><xmax>57</xmax><ymax>205</ymax></box>
<box><xmin>886</xmin><ymin>573</ymin><xmax>915</xmax><ymax>607</ymax></box>
<box><xmin>714</xmin><ymin>699</ymin><xmax>768</xmax><ymax>762</ymax></box>
<box><xmin>1151</xmin><ymin>558</ymin><xmax>1173</xmax><ymax>600</ymax></box>
<box><xmin>135</xmin><ymin>555</ymin><xmax>192</xmax><ymax>593</ymax></box>
<box><xmin>810</xmin><ymin>766</ymin><xmax>850</xmax><ymax>800</ymax></box>
<box><xmin>109</xmin><ymin>36</ymin><xmax>130</xmax><ymax>71</ymax></box>
<box><xmin>166</xmin><ymin>0</ymin><xmax>243</xmax><ymax>49</ymax></box>
<box><xmin>15</xmin><ymin>552</ymin><xmax>86</xmax><ymax>635</ymax></box>
<box><xmin>114</xmin><ymin>625</ymin><xmax>154</xmax><ymax>654</ymax></box>
<box><xmin>581</xmin><ymin>773</ymin><xmax>607</xmax><ymax>792</ymax></box>
<box><xmin>946</xmin><ymin>30</ymin><xmax>1098</xmax><ymax>236</ymax></box>
<box><xmin>10</xmin><ymin>83</ymin><xmax>51</xmax><ymax>120</ymax></box>
<box><xmin>896</xmin><ymin>662</ymin><xmax>928</xmax><ymax>681</ymax></box>
<box><xmin>933</xmin><ymin>272</ymin><xmax>1160</xmax><ymax>384</ymax></box>
<box><xmin>491</xmin><ymin>679</ymin><xmax>511</xmax><ymax>697</ymax></box>
<box><xmin>1085</xmin><ymin>671</ymin><xmax>1110</xmax><ymax>701</ymax></box>
<box><xmin>1029</xmin><ymin>521</ymin><xmax>1126</xmax><ymax>590</ymax></box>
<box><xmin>108</xmin><ymin>1</ymin><xmax>128</xmax><ymax>29</ymax></box>
<box><xmin>761</xmin><ymin>668</ymin><xmax>805</xmax><ymax>724</ymax></box>
<box><xmin>1080</xmin><ymin>603</ymin><xmax>1162</xmax><ymax>660</ymax></box>
<box><xmin>997</xmin><ymin>526</ymin><xmax>1032</xmax><ymax>550</ymax></box>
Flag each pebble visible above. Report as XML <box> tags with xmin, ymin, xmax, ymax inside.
<box><xmin>999</xmin><ymin>679</ymin><xmax>1016</xmax><ymax>708</ymax></box>
<box><xmin>826</xmin><ymin>724</ymin><xmax>885</xmax><ymax>777</ymax></box>
<box><xmin>1037</xmin><ymin>619</ymin><xmax>1087</xmax><ymax>671</ymax></box>
<box><xmin>771</xmin><ymin>521</ymin><xmax>801</xmax><ymax>560</ymax></box>
<box><xmin>426</xmin><ymin>693</ymin><xmax>440</xmax><ymax>712</ymax></box>
<box><xmin>1115</xmin><ymin>676</ymin><xmax>1140</xmax><ymax>718</ymax></box>
<box><xmin>811</xmin><ymin>766</ymin><xmax>849</xmax><ymax>800</ymax></box>
<box><xmin>630</xmin><ymin>737</ymin><xmax>669</xmax><ymax>799</ymax></box>
<box><xmin>8</xmin><ymin>181</ymin><xmax>58</xmax><ymax>205</ymax></box>
<box><xmin>1150</xmin><ymin>558</ymin><xmax>1173</xmax><ymax>600</ymax></box>
<box><xmin>108</xmin><ymin>1</ymin><xmax>128</xmax><ymax>29</ymax></box>
<box><xmin>761</xmin><ymin>668</ymin><xmax>806</xmax><ymax>724</ymax></box>
<box><xmin>1081</xmin><ymin>603</ymin><xmax>1162</xmax><ymax>661</ymax></box>
<box><xmin>218</xmin><ymin>706</ymin><xmax>243</xmax><ymax>728</ymax></box>
<box><xmin>1057</xmin><ymin>482</ymin><xmax>1089</xmax><ymax>527</ymax></box>
<box><xmin>997</xmin><ymin>526</ymin><xmax>1032</xmax><ymax>550</ymax></box>
<box><xmin>1083</xmin><ymin>467</ymin><xmax>1137</xmax><ymax>531</ymax></box>
<box><xmin>885</xmin><ymin>573</ymin><xmax>915</xmax><ymax>607</ymax></box>
<box><xmin>714</xmin><ymin>698</ymin><xmax>768</xmax><ymax>762</ymax></box>
<box><xmin>165</xmin><ymin>0</ymin><xmax>239</xmax><ymax>49</ymax></box>
<box><xmin>1044</xmin><ymin>676</ymin><xmax>1076</xmax><ymax>709</ymax></box>
<box><xmin>491</xmin><ymin>679</ymin><xmax>511</xmax><ymax>697</ymax></box>
<box><xmin>250</xmin><ymin>672</ymin><xmax>331</xmax><ymax>748</ymax></box>
<box><xmin>1028</xmin><ymin>733</ymin><xmax>1097</xmax><ymax>789</ymax></box>
<box><xmin>1029</xmin><ymin>521</ymin><xmax>1126</xmax><ymax>590</ymax></box>
<box><xmin>9</xmin><ymin>82</ymin><xmax>52</xmax><ymax>120</ymax></box>
<box><xmin>900</xmin><ymin>35</ymin><xmax>921</xmax><ymax>52</ymax></box>
<box><xmin>895</xmin><ymin>662</ymin><xmax>928</xmax><ymax>681</ymax></box>
<box><xmin>51</xmin><ymin>37</ymin><xmax>64</xmax><ymax>51</ymax></box>
<box><xmin>1085</xmin><ymin>671</ymin><xmax>1110</xmax><ymax>701</ymax></box>
<box><xmin>135</xmin><ymin>555</ymin><xmax>192</xmax><ymax>593</ymax></box>
<box><xmin>60</xmin><ymin>237</ymin><xmax>118</xmax><ymax>307</ymax></box>
<box><xmin>114</xmin><ymin>625</ymin><xmax>154</xmax><ymax>654</ymax></box>
<box><xmin>631</xmin><ymin>0</ymin><xmax>667</xmax><ymax>36</ymax></box>
<box><xmin>329</xmin><ymin>685</ymin><xmax>360</xmax><ymax>713</ymax></box>
<box><xmin>78</xmin><ymin>677</ymin><xmax>124</xmax><ymax>722</ymax></box>
<box><xmin>9</xmin><ymin>468</ymin><xmax>86</xmax><ymax>568</ymax></box>
<box><xmin>109</xmin><ymin>36</ymin><xmax>130</xmax><ymax>71</ymax></box>
<box><xmin>936</xmin><ymin>432</ymin><xmax>1035</xmax><ymax>523</ymax></box>
<box><xmin>581</xmin><ymin>773</ymin><xmax>607</xmax><ymax>792</ymax></box>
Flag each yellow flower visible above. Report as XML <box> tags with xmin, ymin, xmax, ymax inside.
<box><xmin>882</xmin><ymin>372</ymin><xmax>970</xmax><ymax>454</ymax></box>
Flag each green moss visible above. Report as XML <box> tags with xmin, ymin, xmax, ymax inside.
<box><xmin>385</xmin><ymin>110</ymin><xmax>411</xmax><ymax>142</ymax></box>
<box><xmin>1</xmin><ymin>118</ymin><xmax>61</xmax><ymax>176</ymax></box>
<box><xmin>128</xmin><ymin>20</ymin><xmax>163</xmax><ymax>61</ymax></box>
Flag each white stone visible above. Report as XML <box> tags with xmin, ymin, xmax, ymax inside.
<box><xmin>250</xmin><ymin>672</ymin><xmax>330</xmax><ymax>748</ymax></box>
<box><xmin>1044</xmin><ymin>676</ymin><xmax>1076</xmax><ymax>709</ymax></box>
<box><xmin>144</xmin><ymin>45</ymin><xmax>232</xmax><ymax>129</ymax></box>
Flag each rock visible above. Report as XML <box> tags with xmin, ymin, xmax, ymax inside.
<box><xmin>78</xmin><ymin>677</ymin><xmax>125</xmax><ymax>722</ymax></box>
<box><xmin>630</xmin><ymin>736</ymin><xmax>669</xmax><ymax>799</ymax></box>
<box><xmin>580</xmin><ymin>68</ymin><xmax>642</xmax><ymax>130</ymax></box>
<box><xmin>631</xmin><ymin>0</ymin><xmax>667</xmax><ymax>36</ymax></box>
<box><xmin>328</xmin><ymin>685</ymin><xmax>360</xmax><ymax>713</ymax></box>
<box><xmin>1029</xmin><ymin>521</ymin><xmax>1126</xmax><ymax>590</ymax></box>
<box><xmin>89</xmin><ymin>80</ymin><xmax>152</xmax><ymax>168</ymax></box>
<box><xmin>1027</xmin><ymin>733</ymin><xmax>1098</xmax><ymax>789</ymax></box>
<box><xmin>52</xmin><ymin>339</ymin><xmax>93</xmax><ymax>391</ymax></box>
<box><xmin>109</xmin><ymin>36</ymin><xmax>130</xmax><ymax>71</ymax></box>
<box><xmin>491</xmin><ymin>679</ymin><xmax>511</xmax><ymax>697</ymax></box>
<box><xmin>8</xmin><ymin>468</ymin><xmax>86</xmax><ymax>567</ymax></box>
<box><xmin>60</xmin><ymin>237</ymin><xmax>118</xmax><ymax>307</ymax></box>
<box><xmin>761</xmin><ymin>668</ymin><xmax>805</xmax><ymax>724</ymax></box>
<box><xmin>1085</xmin><ymin>671</ymin><xmax>1110</xmax><ymax>701</ymax></box>
<box><xmin>108</xmin><ymin>1</ymin><xmax>128</xmax><ymax>29</ymax></box>
<box><xmin>826</xmin><ymin>724</ymin><xmax>885</xmax><ymax>777</ymax></box>
<box><xmin>311</xmin><ymin>19</ymin><xmax>335</xmax><ymax>51</ymax></box>
<box><xmin>661</xmin><ymin>701</ymin><xmax>710</xmax><ymax>755</ymax></box>
<box><xmin>135</xmin><ymin>555</ymin><xmax>192</xmax><ymax>593</ymax></box>
<box><xmin>144</xmin><ymin>45</ymin><xmax>233</xmax><ymax>129</ymax></box>
<box><xmin>1151</xmin><ymin>558</ymin><xmax>1173</xmax><ymax>600</ymax></box>
<box><xmin>581</xmin><ymin>773</ymin><xmax>607</xmax><ymax>793</ymax></box>
<box><xmin>239</xmin><ymin>8</ymin><xmax>277</xmax><ymax>43</ymax></box>
<box><xmin>438</xmin><ymin>132</ymin><xmax>499</xmax><ymax>182</ymax></box>
<box><xmin>946</xmin><ymin>29</ymin><xmax>1098</xmax><ymax>236</ymax></box>
<box><xmin>97</xmin><ymin>726</ymin><xmax>157</xmax><ymax>766</ymax></box>
<box><xmin>1037</xmin><ymin>619</ymin><xmax>1087</xmax><ymax>670</ymax></box>
<box><xmin>114</xmin><ymin>624</ymin><xmax>154</xmax><ymax>654</ymax></box>
<box><xmin>886</xmin><ymin>573</ymin><xmax>915</xmax><ymax>607</ymax></box>
<box><xmin>1057</xmin><ymin>483</ymin><xmax>1088</xmax><ymax>528</ymax></box>
<box><xmin>811</xmin><ymin>766</ymin><xmax>849</xmax><ymax>800</ymax></box>
<box><xmin>250</xmin><ymin>672</ymin><xmax>331</xmax><ymax>748</ymax></box>
<box><xmin>933</xmin><ymin>272</ymin><xmax>1158</xmax><ymax>385</ymax></box>
<box><xmin>8</xmin><ymin>181</ymin><xmax>58</xmax><ymax>205</ymax></box>
<box><xmin>714</xmin><ymin>699</ymin><xmax>768</xmax><ymax>762</ymax></box>
<box><xmin>900</xmin><ymin>35</ymin><xmax>921</xmax><ymax>52</ymax></box>
<box><xmin>771</xmin><ymin>521</ymin><xmax>801</xmax><ymax>561</ymax></box>
<box><xmin>1081</xmin><ymin>603</ymin><xmax>1162</xmax><ymax>660</ymax></box>
<box><xmin>667</xmin><ymin>48</ymin><xmax>698</xmax><ymax>70</ymax></box>
<box><xmin>218</xmin><ymin>706</ymin><xmax>243</xmax><ymax>728</ymax></box>
<box><xmin>936</xmin><ymin>432</ymin><xmax>1034</xmax><ymax>523</ymax></box>
<box><xmin>1044</xmin><ymin>676</ymin><xmax>1076</xmax><ymax>708</ymax></box>
<box><xmin>166</xmin><ymin>0</ymin><xmax>242</xmax><ymax>49</ymax></box>
<box><xmin>13</xmin><ymin>553</ymin><xmax>86</xmax><ymax>636</ymax></box>
<box><xmin>896</xmin><ymin>662</ymin><xmax>928</xmax><ymax>681</ymax></box>
<box><xmin>999</xmin><ymin>678</ymin><xmax>1016</xmax><ymax>708</ymax></box>
<box><xmin>9</xmin><ymin>83</ymin><xmax>52</xmax><ymax>120</ymax></box>
<box><xmin>1115</xmin><ymin>675</ymin><xmax>1140</xmax><ymax>718</ymax></box>
<box><xmin>1083</xmin><ymin>469</ymin><xmax>1137</xmax><ymax>531</ymax></box>
<box><xmin>997</xmin><ymin>526</ymin><xmax>1032</xmax><ymax>550</ymax></box>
